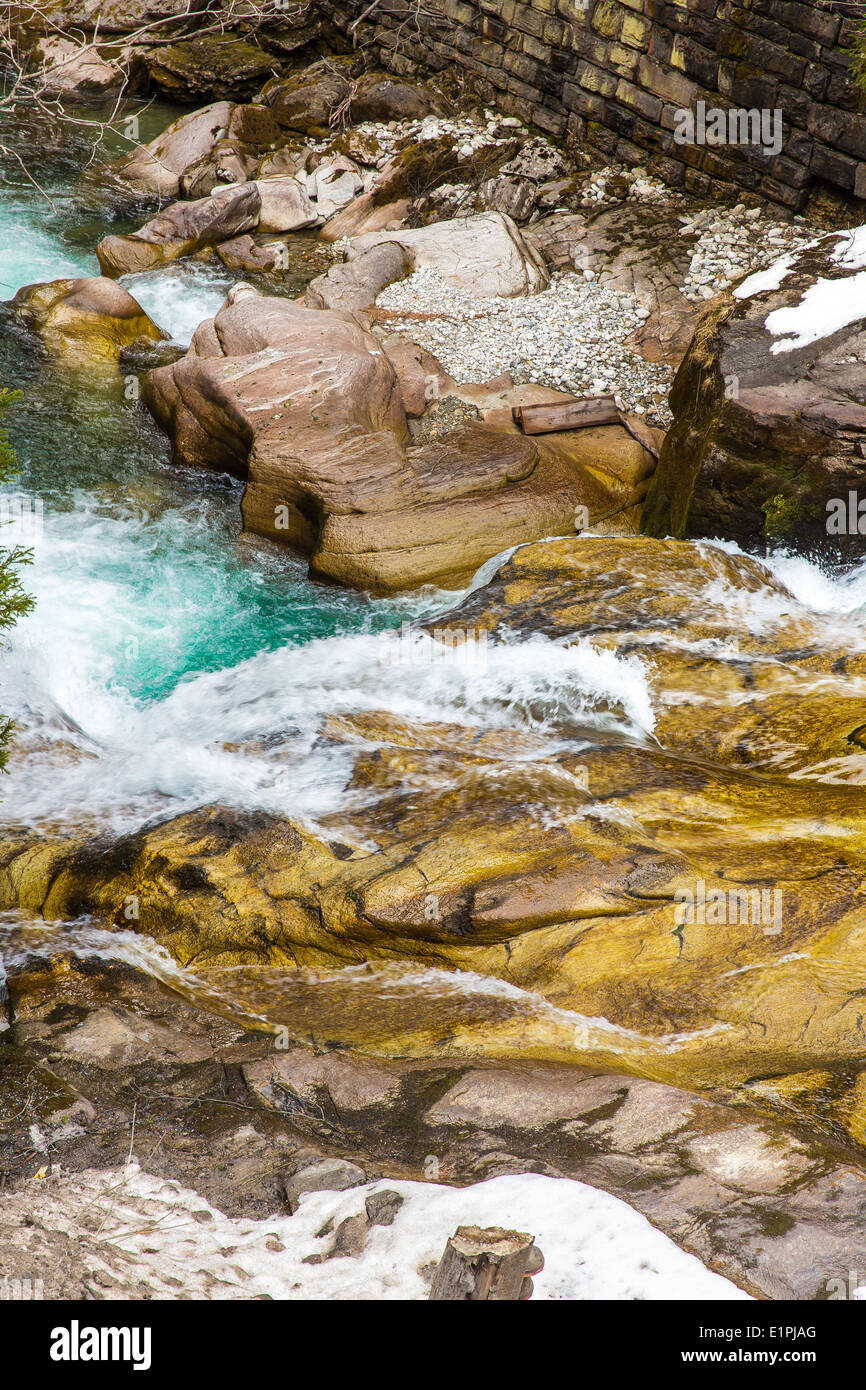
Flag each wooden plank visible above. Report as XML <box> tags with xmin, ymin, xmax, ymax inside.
<box><xmin>512</xmin><ymin>395</ymin><xmax>620</xmax><ymax>435</ymax></box>
<box><xmin>428</xmin><ymin>1225</ymin><xmax>542</xmax><ymax>1300</ymax></box>
<box><xmin>618</xmin><ymin>409</ymin><xmax>663</xmax><ymax>462</ymax></box>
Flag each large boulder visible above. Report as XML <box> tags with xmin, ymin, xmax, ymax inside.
<box><xmin>29</xmin><ymin>36</ymin><xmax>128</xmax><ymax>101</ymax></box>
<box><xmin>349</xmin><ymin>213</ymin><xmax>549</xmax><ymax>299</ymax></box>
<box><xmin>260</xmin><ymin>60</ymin><xmax>440</xmax><ymax>136</ymax></box>
<box><xmin>642</xmin><ymin>228</ymin><xmax>866</xmax><ymax>551</ymax></box>
<box><xmin>141</xmin><ymin>284</ymin><xmax>650</xmax><ymax>590</ymax></box>
<box><xmin>302</xmin><ymin>242</ymin><xmax>412</xmax><ymax>315</ymax></box>
<box><xmin>96</xmin><ymin>182</ymin><xmax>261</xmax><ymax>276</ymax></box>
<box><xmin>259</xmin><ymin>57</ymin><xmax>361</xmax><ymax>134</ymax></box>
<box><xmin>178</xmin><ymin>139</ymin><xmax>259</xmax><ymax>200</ymax></box>
<box><xmin>109</xmin><ymin>101</ymin><xmax>235</xmax><ymax>199</ymax></box>
<box><xmin>255</xmin><ymin>176</ymin><xmax>319</xmax><ymax>233</ymax></box>
<box><xmin>10</xmin><ymin>276</ymin><xmax>164</xmax><ymax>361</ymax></box>
<box><xmin>143</xmin><ymin>33</ymin><xmax>277</xmax><ymax>102</ymax></box>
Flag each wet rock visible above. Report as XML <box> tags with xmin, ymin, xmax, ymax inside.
<box><xmin>36</xmin><ymin>1006</ymin><xmax>215</xmax><ymax>1069</ymax></box>
<box><xmin>215</xmin><ymin>235</ymin><xmax>285</xmax><ymax>274</ymax></box>
<box><xmin>260</xmin><ymin>59</ymin><xmax>438</xmax><ymax>135</ymax></box>
<box><xmin>178</xmin><ymin>139</ymin><xmax>259</xmax><ymax>200</ymax></box>
<box><xmin>5</xmin><ymin>941</ymin><xmax>866</xmax><ymax>1298</ymax></box>
<box><xmin>350</xmin><ymin>74</ymin><xmax>441</xmax><ymax>124</ymax></box>
<box><xmin>256</xmin><ymin>145</ymin><xmax>309</xmax><ymax>180</ymax></box>
<box><xmin>643</xmin><ymin>228</ymin><xmax>866</xmax><ymax>552</ymax></box>
<box><xmin>29</xmin><ymin>36</ymin><xmax>128</xmax><ymax>101</ymax></box>
<box><xmin>318</xmin><ymin>136</ymin><xmax>458</xmax><ymax>244</ymax></box>
<box><xmin>244</xmin><ymin>1049</ymin><xmax>403</xmax><ymax>1117</ymax></box>
<box><xmin>96</xmin><ymin>182</ymin><xmax>261</xmax><ymax>276</ymax></box>
<box><xmin>10</xmin><ymin>276</ymin><xmax>164</xmax><ymax>362</ymax></box>
<box><xmin>260</xmin><ymin>56</ymin><xmax>363</xmax><ymax>135</ymax></box>
<box><xmin>142</xmin><ymin>284</ymin><xmax>643</xmax><ymax>589</ymax></box>
<box><xmin>0</xmin><ymin>1047</ymin><xmax>96</xmax><ymax>1134</ymax></box>
<box><xmin>143</xmin><ymin>33</ymin><xmax>277</xmax><ymax>102</ymax></box>
<box><xmin>302</xmin><ymin>241</ymin><xmax>411</xmax><ymax>314</ymax></box>
<box><xmin>227</xmin><ymin>102</ymin><xmax>282</xmax><ymax>150</ymax></box>
<box><xmin>318</xmin><ymin>194</ymin><xmax>410</xmax><ymax>242</ymax></box>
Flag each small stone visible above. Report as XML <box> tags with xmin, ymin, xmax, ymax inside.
<box><xmin>284</xmin><ymin>1157</ymin><xmax>367</xmax><ymax>1212</ymax></box>
<box><xmin>365</xmin><ymin>1188</ymin><xmax>404</xmax><ymax>1227</ymax></box>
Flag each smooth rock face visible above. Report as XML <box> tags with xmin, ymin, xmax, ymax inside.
<box><xmin>643</xmin><ymin>229</ymin><xmax>866</xmax><ymax>550</ymax></box>
<box><xmin>10</xmin><ymin>276</ymin><xmax>164</xmax><ymax>360</ymax></box>
<box><xmin>109</xmin><ymin>101</ymin><xmax>235</xmax><ymax>198</ymax></box>
<box><xmin>8</xmin><ymin>536</ymin><xmax>866</xmax><ymax>1125</ymax></box>
<box><xmin>215</xmin><ymin>234</ymin><xmax>284</xmax><ymax>274</ymax></box>
<box><xmin>302</xmin><ymin>242</ymin><xmax>412</xmax><ymax>315</ymax></box>
<box><xmin>254</xmin><ymin>176</ymin><xmax>319</xmax><ymax>233</ymax></box>
<box><xmin>350</xmin><ymin>212</ymin><xmax>549</xmax><ymax>299</ymax></box>
<box><xmin>96</xmin><ymin>182</ymin><xmax>261</xmax><ymax>276</ymax></box>
<box><xmin>179</xmin><ymin>139</ymin><xmax>259</xmax><ymax>200</ymax></box>
<box><xmin>141</xmin><ymin>285</ymin><xmax>650</xmax><ymax>590</ymax></box>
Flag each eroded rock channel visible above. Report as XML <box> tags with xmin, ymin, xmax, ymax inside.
<box><xmin>4</xmin><ymin>19</ymin><xmax>866</xmax><ymax>1302</ymax></box>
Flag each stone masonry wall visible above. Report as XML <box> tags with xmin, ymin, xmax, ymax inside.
<box><xmin>317</xmin><ymin>0</ymin><xmax>866</xmax><ymax>208</ymax></box>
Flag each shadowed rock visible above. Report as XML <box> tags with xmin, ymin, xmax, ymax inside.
<box><xmin>11</xmin><ymin>276</ymin><xmax>164</xmax><ymax>361</ymax></box>
<box><xmin>643</xmin><ymin>228</ymin><xmax>866</xmax><ymax>552</ymax></box>
<box><xmin>96</xmin><ymin>182</ymin><xmax>261</xmax><ymax>276</ymax></box>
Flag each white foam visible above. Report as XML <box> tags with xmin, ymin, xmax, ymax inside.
<box><xmin>1</xmin><ymin>493</ymin><xmax>656</xmax><ymax>833</ymax></box>
<box><xmin>120</xmin><ymin>263</ymin><xmax>234</xmax><ymax>346</ymax></box>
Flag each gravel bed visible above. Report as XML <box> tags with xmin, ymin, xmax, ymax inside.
<box><xmin>377</xmin><ymin>268</ymin><xmax>673</xmax><ymax>423</ymax></box>
<box><xmin>679</xmin><ymin>204</ymin><xmax>818</xmax><ymax>300</ymax></box>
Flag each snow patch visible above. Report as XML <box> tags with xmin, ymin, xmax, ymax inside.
<box><xmin>16</xmin><ymin>1163</ymin><xmax>750</xmax><ymax>1301</ymax></box>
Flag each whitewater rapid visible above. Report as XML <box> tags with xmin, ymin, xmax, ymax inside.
<box><xmin>3</xmin><ymin>117</ymin><xmax>866</xmax><ymax>841</ymax></box>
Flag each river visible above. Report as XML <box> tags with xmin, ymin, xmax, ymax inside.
<box><xmin>3</xmin><ymin>99</ymin><xmax>866</xmax><ymax>1074</ymax></box>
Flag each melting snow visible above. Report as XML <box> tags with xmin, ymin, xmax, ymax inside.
<box><xmin>13</xmin><ymin>1163</ymin><xmax>750</xmax><ymax>1301</ymax></box>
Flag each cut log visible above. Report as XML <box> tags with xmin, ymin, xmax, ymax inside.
<box><xmin>513</xmin><ymin>395</ymin><xmax>619</xmax><ymax>434</ymax></box>
<box><xmin>428</xmin><ymin>1225</ymin><xmax>541</xmax><ymax>1300</ymax></box>
<box><xmin>618</xmin><ymin>410</ymin><xmax>662</xmax><ymax>462</ymax></box>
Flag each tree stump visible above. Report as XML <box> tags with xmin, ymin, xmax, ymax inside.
<box><xmin>428</xmin><ymin>1225</ymin><xmax>543</xmax><ymax>1300</ymax></box>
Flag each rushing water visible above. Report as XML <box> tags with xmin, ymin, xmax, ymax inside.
<box><xmin>4</xmin><ymin>102</ymin><xmax>866</xmax><ymax>1067</ymax></box>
